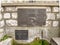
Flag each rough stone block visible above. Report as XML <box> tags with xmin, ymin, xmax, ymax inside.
<box><xmin>59</xmin><ymin>7</ymin><xmax>60</xmax><ymax>12</ymax></box>
<box><xmin>53</xmin><ymin>21</ymin><xmax>59</xmax><ymax>27</ymax></box>
<box><xmin>0</xmin><ymin>28</ymin><xmax>4</xmax><ymax>39</ymax></box>
<box><xmin>57</xmin><ymin>13</ymin><xmax>60</xmax><ymax>19</ymax></box>
<box><xmin>6</xmin><ymin>0</ymin><xmax>13</xmax><ymax>3</ymax></box>
<box><xmin>6</xmin><ymin>20</ymin><xmax>17</xmax><ymax>26</ymax></box>
<box><xmin>46</xmin><ymin>13</ymin><xmax>55</xmax><ymax>20</ymax></box>
<box><xmin>4</xmin><ymin>13</ymin><xmax>10</xmax><ymax>19</ymax></box>
<box><xmin>46</xmin><ymin>7</ymin><xmax>51</xmax><ymax>12</ymax></box>
<box><xmin>29</xmin><ymin>29</ymin><xmax>39</xmax><ymax>38</ymax></box>
<box><xmin>18</xmin><ymin>0</ymin><xmax>23</xmax><ymax>2</ymax></box>
<box><xmin>0</xmin><ymin>20</ymin><xmax>5</xmax><ymax>27</ymax></box>
<box><xmin>53</xmin><ymin>7</ymin><xmax>59</xmax><ymax>12</ymax></box>
<box><xmin>45</xmin><ymin>21</ymin><xmax>52</xmax><ymax>27</ymax></box>
<box><xmin>5</xmin><ymin>7</ymin><xmax>17</xmax><ymax>11</ymax></box>
<box><xmin>5</xmin><ymin>27</ymin><xmax>15</xmax><ymax>36</ymax></box>
<box><xmin>0</xmin><ymin>29</ymin><xmax>4</xmax><ymax>33</ymax></box>
<box><xmin>0</xmin><ymin>7</ymin><xmax>4</xmax><ymax>12</ymax></box>
<box><xmin>0</xmin><ymin>33</ymin><xmax>4</xmax><ymax>40</ymax></box>
<box><xmin>12</xmin><ymin>13</ymin><xmax>17</xmax><ymax>19</ymax></box>
<box><xmin>1</xmin><ymin>7</ymin><xmax>4</xmax><ymax>12</ymax></box>
<box><xmin>1</xmin><ymin>0</ymin><xmax>7</xmax><ymax>3</ymax></box>
<box><xmin>48</xmin><ymin>27</ymin><xmax>59</xmax><ymax>42</ymax></box>
<box><xmin>0</xmin><ymin>13</ymin><xmax>2</xmax><ymax>20</ymax></box>
<box><xmin>12</xmin><ymin>0</ymin><xmax>17</xmax><ymax>3</ymax></box>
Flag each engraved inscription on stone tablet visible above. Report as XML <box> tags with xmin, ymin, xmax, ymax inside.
<box><xmin>18</xmin><ymin>9</ymin><xmax>46</xmax><ymax>27</ymax></box>
<box><xmin>15</xmin><ymin>30</ymin><xmax>28</xmax><ymax>40</ymax></box>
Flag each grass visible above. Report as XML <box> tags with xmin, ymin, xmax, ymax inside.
<box><xmin>12</xmin><ymin>38</ymin><xmax>49</xmax><ymax>45</ymax></box>
<box><xmin>30</xmin><ymin>38</ymin><xmax>49</xmax><ymax>45</ymax></box>
<box><xmin>30</xmin><ymin>39</ymin><xmax>49</xmax><ymax>45</ymax></box>
<box><xmin>0</xmin><ymin>35</ymin><xmax>12</xmax><ymax>42</ymax></box>
<box><xmin>12</xmin><ymin>39</ymin><xmax>30</xmax><ymax>45</ymax></box>
<box><xmin>0</xmin><ymin>35</ymin><xmax>49</xmax><ymax>45</ymax></box>
<box><xmin>12</xmin><ymin>39</ymin><xmax>17</xmax><ymax>45</ymax></box>
<box><xmin>0</xmin><ymin>35</ymin><xmax>9</xmax><ymax>41</ymax></box>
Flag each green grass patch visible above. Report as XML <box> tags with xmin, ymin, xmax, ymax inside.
<box><xmin>30</xmin><ymin>38</ymin><xmax>49</xmax><ymax>45</ymax></box>
<box><xmin>0</xmin><ymin>35</ymin><xmax>11</xmax><ymax>41</ymax></box>
<box><xmin>12</xmin><ymin>38</ymin><xmax>49</xmax><ymax>45</ymax></box>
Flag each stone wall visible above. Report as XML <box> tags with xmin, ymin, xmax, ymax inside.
<box><xmin>0</xmin><ymin>1</ymin><xmax>60</xmax><ymax>43</ymax></box>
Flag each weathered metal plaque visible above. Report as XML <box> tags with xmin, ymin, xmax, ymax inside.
<box><xmin>18</xmin><ymin>9</ymin><xmax>46</xmax><ymax>27</ymax></box>
<box><xmin>15</xmin><ymin>30</ymin><xmax>28</xmax><ymax>40</ymax></box>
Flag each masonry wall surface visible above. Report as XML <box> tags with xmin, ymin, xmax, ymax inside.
<box><xmin>0</xmin><ymin>1</ymin><xmax>60</xmax><ymax>43</ymax></box>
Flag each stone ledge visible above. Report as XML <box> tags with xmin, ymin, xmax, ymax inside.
<box><xmin>51</xmin><ymin>38</ymin><xmax>60</xmax><ymax>45</ymax></box>
<box><xmin>2</xmin><ymin>1</ymin><xmax>59</xmax><ymax>7</ymax></box>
